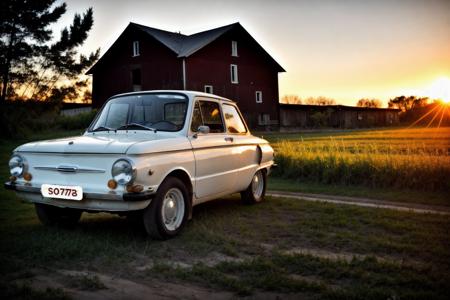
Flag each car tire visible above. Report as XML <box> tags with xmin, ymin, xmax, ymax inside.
<box><xmin>143</xmin><ymin>177</ymin><xmax>189</xmax><ymax>239</ymax></box>
<box><xmin>241</xmin><ymin>169</ymin><xmax>267</xmax><ymax>204</ymax></box>
<box><xmin>35</xmin><ymin>203</ymin><xmax>82</xmax><ymax>227</ymax></box>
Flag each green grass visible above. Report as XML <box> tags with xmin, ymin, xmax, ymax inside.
<box><xmin>151</xmin><ymin>254</ymin><xmax>448</xmax><ymax>299</ymax></box>
<box><xmin>1</xmin><ymin>193</ymin><xmax>449</xmax><ymax>298</ymax></box>
<box><xmin>1</xmin><ymin>128</ymin><xmax>450</xmax><ymax>298</ymax></box>
<box><xmin>0</xmin><ymin>282</ymin><xmax>70</xmax><ymax>300</ymax></box>
<box><xmin>268</xmin><ymin>177</ymin><xmax>450</xmax><ymax>206</ymax></box>
<box><xmin>263</xmin><ymin>127</ymin><xmax>450</xmax><ymax>203</ymax></box>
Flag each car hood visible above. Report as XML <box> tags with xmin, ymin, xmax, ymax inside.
<box><xmin>15</xmin><ymin>132</ymin><xmax>178</xmax><ymax>154</ymax></box>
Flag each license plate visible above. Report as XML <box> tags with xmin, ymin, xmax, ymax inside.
<box><xmin>41</xmin><ymin>184</ymin><xmax>83</xmax><ymax>201</ymax></box>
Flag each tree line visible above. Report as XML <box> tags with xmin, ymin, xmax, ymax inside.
<box><xmin>281</xmin><ymin>95</ymin><xmax>336</xmax><ymax>106</ymax></box>
<box><xmin>281</xmin><ymin>94</ymin><xmax>431</xmax><ymax>111</ymax></box>
<box><xmin>0</xmin><ymin>0</ymin><xmax>99</xmax><ymax>103</ymax></box>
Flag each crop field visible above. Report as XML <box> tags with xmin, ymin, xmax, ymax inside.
<box><xmin>266</xmin><ymin>127</ymin><xmax>450</xmax><ymax>196</ymax></box>
<box><xmin>0</xmin><ymin>129</ymin><xmax>449</xmax><ymax>299</ymax></box>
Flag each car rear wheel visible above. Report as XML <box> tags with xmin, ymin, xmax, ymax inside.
<box><xmin>143</xmin><ymin>177</ymin><xmax>189</xmax><ymax>239</ymax></box>
<box><xmin>241</xmin><ymin>169</ymin><xmax>267</xmax><ymax>204</ymax></box>
<box><xmin>35</xmin><ymin>203</ymin><xmax>82</xmax><ymax>227</ymax></box>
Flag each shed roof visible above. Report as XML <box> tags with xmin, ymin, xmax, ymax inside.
<box><xmin>87</xmin><ymin>22</ymin><xmax>285</xmax><ymax>74</ymax></box>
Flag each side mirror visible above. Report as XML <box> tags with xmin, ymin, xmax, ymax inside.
<box><xmin>197</xmin><ymin>125</ymin><xmax>210</xmax><ymax>134</ymax></box>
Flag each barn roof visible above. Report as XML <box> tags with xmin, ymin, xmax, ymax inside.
<box><xmin>87</xmin><ymin>22</ymin><xmax>285</xmax><ymax>74</ymax></box>
<box><xmin>176</xmin><ymin>23</ymin><xmax>237</xmax><ymax>57</ymax></box>
<box><xmin>132</xmin><ymin>23</ymin><xmax>187</xmax><ymax>55</ymax></box>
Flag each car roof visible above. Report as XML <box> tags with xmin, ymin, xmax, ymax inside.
<box><xmin>110</xmin><ymin>90</ymin><xmax>235</xmax><ymax>103</ymax></box>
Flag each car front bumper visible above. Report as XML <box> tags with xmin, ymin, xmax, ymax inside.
<box><xmin>4</xmin><ymin>181</ymin><xmax>155</xmax><ymax>212</ymax></box>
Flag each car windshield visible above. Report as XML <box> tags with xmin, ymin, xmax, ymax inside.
<box><xmin>89</xmin><ymin>93</ymin><xmax>188</xmax><ymax>132</ymax></box>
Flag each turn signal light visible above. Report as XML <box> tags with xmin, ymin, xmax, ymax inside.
<box><xmin>126</xmin><ymin>184</ymin><xmax>144</xmax><ymax>193</ymax></box>
<box><xmin>10</xmin><ymin>176</ymin><xmax>17</xmax><ymax>182</ymax></box>
<box><xmin>23</xmin><ymin>172</ymin><xmax>32</xmax><ymax>181</ymax></box>
<box><xmin>107</xmin><ymin>179</ymin><xmax>118</xmax><ymax>189</ymax></box>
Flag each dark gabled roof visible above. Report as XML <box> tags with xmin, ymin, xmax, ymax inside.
<box><xmin>132</xmin><ymin>23</ymin><xmax>186</xmax><ymax>55</ymax></box>
<box><xmin>132</xmin><ymin>22</ymin><xmax>238</xmax><ymax>57</ymax></box>
<box><xmin>87</xmin><ymin>22</ymin><xmax>285</xmax><ymax>74</ymax></box>
<box><xmin>176</xmin><ymin>23</ymin><xmax>237</xmax><ymax>57</ymax></box>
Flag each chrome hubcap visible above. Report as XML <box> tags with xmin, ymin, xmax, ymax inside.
<box><xmin>251</xmin><ymin>171</ymin><xmax>264</xmax><ymax>200</ymax></box>
<box><xmin>162</xmin><ymin>188</ymin><xmax>185</xmax><ymax>231</ymax></box>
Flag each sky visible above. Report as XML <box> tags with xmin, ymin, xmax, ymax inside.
<box><xmin>54</xmin><ymin>0</ymin><xmax>450</xmax><ymax>106</ymax></box>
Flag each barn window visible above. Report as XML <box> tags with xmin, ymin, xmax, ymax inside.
<box><xmin>232</xmin><ymin>41</ymin><xmax>238</xmax><ymax>57</ymax></box>
<box><xmin>131</xmin><ymin>68</ymin><xmax>141</xmax><ymax>91</ymax></box>
<box><xmin>132</xmin><ymin>41</ymin><xmax>140</xmax><ymax>57</ymax></box>
<box><xmin>255</xmin><ymin>91</ymin><xmax>263</xmax><ymax>103</ymax></box>
<box><xmin>204</xmin><ymin>85</ymin><xmax>213</xmax><ymax>94</ymax></box>
<box><xmin>230</xmin><ymin>64</ymin><xmax>238</xmax><ymax>84</ymax></box>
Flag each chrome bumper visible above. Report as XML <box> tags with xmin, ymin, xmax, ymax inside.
<box><xmin>4</xmin><ymin>181</ymin><xmax>155</xmax><ymax>212</ymax></box>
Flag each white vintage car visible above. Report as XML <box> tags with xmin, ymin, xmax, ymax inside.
<box><xmin>5</xmin><ymin>91</ymin><xmax>274</xmax><ymax>238</ymax></box>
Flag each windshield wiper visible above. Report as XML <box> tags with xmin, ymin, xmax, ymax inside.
<box><xmin>91</xmin><ymin>126</ymin><xmax>114</xmax><ymax>132</ymax></box>
<box><xmin>116</xmin><ymin>123</ymin><xmax>157</xmax><ymax>132</ymax></box>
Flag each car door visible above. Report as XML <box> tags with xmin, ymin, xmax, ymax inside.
<box><xmin>188</xmin><ymin>99</ymin><xmax>238</xmax><ymax>201</ymax></box>
<box><xmin>221</xmin><ymin>103</ymin><xmax>260</xmax><ymax>192</ymax></box>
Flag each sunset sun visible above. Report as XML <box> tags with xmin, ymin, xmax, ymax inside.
<box><xmin>426</xmin><ymin>77</ymin><xmax>450</xmax><ymax>103</ymax></box>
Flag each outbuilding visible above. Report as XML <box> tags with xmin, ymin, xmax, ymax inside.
<box><xmin>280</xmin><ymin>104</ymin><xmax>400</xmax><ymax>129</ymax></box>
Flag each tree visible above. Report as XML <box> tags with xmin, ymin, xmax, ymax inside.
<box><xmin>388</xmin><ymin>96</ymin><xmax>429</xmax><ymax>112</ymax></box>
<box><xmin>305</xmin><ymin>96</ymin><xmax>336</xmax><ymax>106</ymax></box>
<box><xmin>281</xmin><ymin>94</ymin><xmax>302</xmax><ymax>104</ymax></box>
<box><xmin>0</xmin><ymin>0</ymin><xmax>99</xmax><ymax>102</ymax></box>
<box><xmin>356</xmin><ymin>98</ymin><xmax>382</xmax><ymax>108</ymax></box>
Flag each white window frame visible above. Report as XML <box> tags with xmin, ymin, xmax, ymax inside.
<box><xmin>232</xmin><ymin>40</ymin><xmax>238</xmax><ymax>57</ymax></box>
<box><xmin>204</xmin><ymin>85</ymin><xmax>213</xmax><ymax>94</ymax></box>
<box><xmin>255</xmin><ymin>91</ymin><xmax>263</xmax><ymax>103</ymax></box>
<box><xmin>132</xmin><ymin>41</ymin><xmax>140</xmax><ymax>57</ymax></box>
<box><xmin>230</xmin><ymin>64</ymin><xmax>238</xmax><ymax>84</ymax></box>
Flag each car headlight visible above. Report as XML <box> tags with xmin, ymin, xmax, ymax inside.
<box><xmin>111</xmin><ymin>159</ymin><xmax>135</xmax><ymax>185</ymax></box>
<box><xmin>9</xmin><ymin>154</ymin><xmax>26</xmax><ymax>177</ymax></box>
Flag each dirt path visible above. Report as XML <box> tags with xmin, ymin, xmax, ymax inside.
<box><xmin>12</xmin><ymin>269</ymin><xmax>234</xmax><ymax>300</ymax></box>
<box><xmin>267</xmin><ymin>191</ymin><xmax>450</xmax><ymax>215</ymax></box>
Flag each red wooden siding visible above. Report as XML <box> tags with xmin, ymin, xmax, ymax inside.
<box><xmin>91</xmin><ymin>28</ymin><xmax>183</xmax><ymax>108</ymax></box>
<box><xmin>185</xmin><ymin>28</ymin><xmax>280</xmax><ymax>127</ymax></box>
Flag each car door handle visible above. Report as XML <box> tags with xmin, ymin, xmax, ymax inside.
<box><xmin>224</xmin><ymin>137</ymin><xmax>234</xmax><ymax>142</ymax></box>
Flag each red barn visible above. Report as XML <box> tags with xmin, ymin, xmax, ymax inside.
<box><xmin>87</xmin><ymin>22</ymin><xmax>285</xmax><ymax>128</ymax></box>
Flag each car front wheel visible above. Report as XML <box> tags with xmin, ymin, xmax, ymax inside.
<box><xmin>241</xmin><ymin>169</ymin><xmax>267</xmax><ymax>204</ymax></box>
<box><xmin>35</xmin><ymin>203</ymin><xmax>82</xmax><ymax>227</ymax></box>
<box><xmin>143</xmin><ymin>177</ymin><xmax>189</xmax><ymax>239</ymax></box>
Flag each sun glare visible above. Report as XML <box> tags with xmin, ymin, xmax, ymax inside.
<box><xmin>426</xmin><ymin>77</ymin><xmax>450</xmax><ymax>103</ymax></box>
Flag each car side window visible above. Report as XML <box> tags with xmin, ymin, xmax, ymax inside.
<box><xmin>222</xmin><ymin>104</ymin><xmax>247</xmax><ymax>134</ymax></box>
<box><xmin>191</xmin><ymin>101</ymin><xmax>203</xmax><ymax>132</ymax></box>
<box><xmin>191</xmin><ymin>100</ymin><xmax>225</xmax><ymax>133</ymax></box>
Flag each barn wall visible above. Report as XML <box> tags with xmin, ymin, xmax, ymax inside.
<box><xmin>91</xmin><ymin>28</ymin><xmax>183</xmax><ymax>108</ymax></box>
<box><xmin>185</xmin><ymin>28</ymin><xmax>280</xmax><ymax>128</ymax></box>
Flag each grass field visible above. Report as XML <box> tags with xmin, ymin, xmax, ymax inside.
<box><xmin>1</xmin><ymin>128</ymin><xmax>449</xmax><ymax>299</ymax></box>
<box><xmin>268</xmin><ymin>177</ymin><xmax>450</xmax><ymax>207</ymax></box>
<box><xmin>263</xmin><ymin>127</ymin><xmax>450</xmax><ymax>205</ymax></box>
